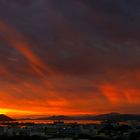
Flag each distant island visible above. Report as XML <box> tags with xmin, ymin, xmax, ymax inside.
<box><xmin>36</xmin><ymin>112</ymin><xmax>140</xmax><ymax>122</ymax></box>
<box><xmin>1</xmin><ymin>113</ymin><xmax>140</xmax><ymax>122</ymax></box>
<box><xmin>0</xmin><ymin>114</ymin><xmax>15</xmax><ymax>121</ymax></box>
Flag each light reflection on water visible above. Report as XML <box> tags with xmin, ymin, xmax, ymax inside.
<box><xmin>15</xmin><ymin>120</ymin><xmax>101</xmax><ymax>124</ymax></box>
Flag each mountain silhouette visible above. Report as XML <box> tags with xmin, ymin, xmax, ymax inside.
<box><xmin>37</xmin><ymin>113</ymin><xmax>140</xmax><ymax>121</ymax></box>
<box><xmin>0</xmin><ymin>114</ymin><xmax>15</xmax><ymax>121</ymax></box>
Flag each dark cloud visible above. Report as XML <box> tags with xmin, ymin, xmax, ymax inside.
<box><xmin>0</xmin><ymin>0</ymin><xmax>140</xmax><ymax>115</ymax></box>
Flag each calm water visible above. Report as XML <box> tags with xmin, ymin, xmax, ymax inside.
<box><xmin>0</xmin><ymin>120</ymin><xmax>128</xmax><ymax>125</ymax></box>
<box><xmin>15</xmin><ymin>120</ymin><xmax>101</xmax><ymax>124</ymax></box>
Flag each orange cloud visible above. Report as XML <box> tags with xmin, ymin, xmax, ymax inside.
<box><xmin>100</xmin><ymin>84</ymin><xmax>126</xmax><ymax>104</ymax></box>
<box><xmin>0</xmin><ymin>20</ymin><xmax>55</xmax><ymax>77</ymax></box>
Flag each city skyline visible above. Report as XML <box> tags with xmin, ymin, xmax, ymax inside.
<box><xmin>0</xmin><ymin>0</ymin><xmax>140</xmax><ymax>117</ymax></box>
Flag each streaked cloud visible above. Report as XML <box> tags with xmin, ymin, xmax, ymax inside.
<box><xmin>0</xmin><ymin>0</ymin><xmax>140</xmax><ymax>116</ymax></box>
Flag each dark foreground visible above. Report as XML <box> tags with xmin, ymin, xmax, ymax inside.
<box><xmin>0</xmin><ymin>134</ymin><xmax>140</xmax><ymax>140</ymax></box>
<box><xmin>0</xmin><ymin>120</ymin><xmax>140</xmax><ymax>140</ymax></box>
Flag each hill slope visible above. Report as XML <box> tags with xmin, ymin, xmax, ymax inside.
<box><xmin>0</xmin><ymin>114</ymin><xmax>15</xmax><ymax>121</ymax></box>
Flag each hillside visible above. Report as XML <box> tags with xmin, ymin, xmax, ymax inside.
<box><xmin>0</xmin><ymin>114</ymin><xmax>15</xmax><ymax>121</ymax></box>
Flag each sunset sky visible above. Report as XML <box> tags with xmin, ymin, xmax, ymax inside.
<box><xmin>0</xmin><ymin>0</ymin><xmax>140</xmax><ymax>117</ymax></box>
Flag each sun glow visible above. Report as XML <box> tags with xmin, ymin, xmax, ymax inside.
<box><xmin>0</xmin><ymin>108</ymin><xmax>42</xmax><ymax>117</ymax></box>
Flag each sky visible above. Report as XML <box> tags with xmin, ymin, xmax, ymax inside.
<box><xmin>0</xmin><ymin>0</ymin><xmax>140</xmax><ymax>117</ymax></box>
